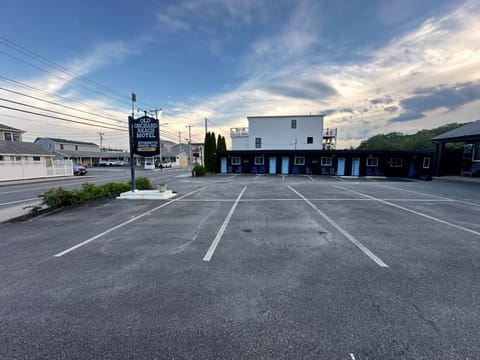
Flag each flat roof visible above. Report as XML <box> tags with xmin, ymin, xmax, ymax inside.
<box><xmin>247</xmin><ymin>114</ymin><xmax>325</xmax><ymax>119</ymax></box>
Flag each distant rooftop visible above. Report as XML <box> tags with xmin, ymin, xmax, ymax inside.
<box><xmin>35</xmin><ymin>137</ymin><xmax>98</xmax><ymax>147</ymax></box>
<box><xmin>0</xmin><ymin>123</ymin><xmax>25</xmax><ymax>133</ymax></box>
<box><xmin>432</xmin><ymin>120</ymin><xmax>480</xmax><ymax>141</ymax></box>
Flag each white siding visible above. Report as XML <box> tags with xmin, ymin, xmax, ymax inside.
<box><xmin>232</xmin><ymin>137</ymin><xmax>249</xmax><ymax>150</ymax></box>
<box><xmin>247</xmin><ymin>115</ymin><xmax>324</xmax><ymax>150</ymax></box>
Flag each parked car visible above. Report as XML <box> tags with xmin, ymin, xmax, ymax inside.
<box><xmin>98</xmin><ymin>160</ymin><xmax>115</xmax><ymax>166</ymax></box>
<box><xmin>112</xmin><ymin>160</ymin><xmax>125</xmax><ymax>166</ymax></box>
<box><xmin>162</xmin><ymin>161</ymin><xmax>172</xmax><ymax>168</ymax></box>
<box><xmin>73</xmin><ymin>163</ymin><xmax>87</xmax><ymax>176</ymax></box>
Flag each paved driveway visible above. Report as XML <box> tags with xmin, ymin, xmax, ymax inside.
<box><xmin>1</xmin><ymin>175</ymin><xmax>479</xmax><ymax>359</ymax></box>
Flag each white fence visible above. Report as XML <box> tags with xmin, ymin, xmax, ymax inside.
<box><xmin>0</xmin><ymin>159</ymin><xmax>73</xmax><ymax>181</ymax></box>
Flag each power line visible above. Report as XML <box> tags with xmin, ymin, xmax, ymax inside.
<box><xmin>0</xmin><ymin>105</ymin><xmax>128</xmax><ymax>131</ymax></box>
<box><xmin>0</xmin><ymin>97</ymin><xmax>126</xmax><ymax>130</ymax></box>
<box><xmin>0</xmin><ymin>85</ymin><xmax>125</xmax><ymax>124</ymax></box>
<box><xmin>0</xmin><ymin>36</ymin><xmax>158</xmax><ymax>109</ymax></box>
<box><xmin>0</xmin><ymin>75</ymin><xmax>127</xmax><ymax>120</ymax></box>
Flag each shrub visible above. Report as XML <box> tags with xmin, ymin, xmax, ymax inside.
<box><xmin>131</xmin><ymin>176</ymin><xmax>152</xmax><ymax>190</ymax></box>
<box><xmin>192</xmin><ymin>164</ymin><xmax>206</xmax><ymax>177</ymax></box>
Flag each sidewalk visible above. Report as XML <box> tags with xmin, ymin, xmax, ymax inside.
<box><xmin>0</xmin><ymin>200</ymin><xmax>42</xmax><ymax>223</ymax></box>
<box><xmin>0</xmin><ymin>175</ymin><xmax>87</xmax><ymax>187</ymax></box>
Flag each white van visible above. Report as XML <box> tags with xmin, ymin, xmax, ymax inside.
<box><xmin>144</xmin><ymin>157</ymin><xmax>155</xmax><ymax>170</ymax></box>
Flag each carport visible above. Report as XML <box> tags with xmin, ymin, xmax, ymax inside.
<box><xmin>432</xmin><ymin>120</ymin><xmax>480</xmax><ymax>176</ymax></box>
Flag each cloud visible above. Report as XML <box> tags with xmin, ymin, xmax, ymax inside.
<box><xmin>156</xmin><ymin>13</ymin><xmax>190</xmax><ymax>31</ymax></box>
<box><xmin>370</xmin><ymin>95</ymin><xmax>393</xmax><ymax>105</ymax></box>
<box><xmin>263</xmin><ymin>79</ymin><xmax>337</xmax><ymax>100</ymax></box>
<box><xmin>390</xmin><ymin>81</ymin><xmax>480</xmax><ymax>122</ymax></box>
<box><xmin>384</xmin><ymin>106</ymin><xmax>399</xmax><ymax>113</ymax></box>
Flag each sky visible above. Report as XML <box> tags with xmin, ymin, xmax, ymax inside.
<box><xmin>1</xmin><ymin>0</ymin><xmax>479</xmax><ymax>150</ymax></box>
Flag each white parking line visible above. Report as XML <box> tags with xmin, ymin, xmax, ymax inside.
<box><xmin>308</xmin><ymin>176</ymin><xmax>314</xmax><ymax>181</ymax></box>
<box><xmin>349</xmin><ymin>353</ymin><xmax>356</xmax><ymax>360</ymax></box>
<box><xmin>377</xmin><ymin>183</ymin><xmax>480</xmax><ymax>208</ymax></box>
<box><xmin>288</xmin><ymin>186</ymin><xmax>389</xmax><ymax>268</ymax></box>
<box><xmin>53</xmin><ymin>188</ymin><xmax>205</xmax><ymax>257</ymax></box>
<box><xmin>334</xmin><ymin>185</ymin><xmax>480</xmax><ymax>236</ymax></box>
<box><xmin>203</xmin><ymin>186</ymin><xmax>247</xmax><ymax>262</ymax></box>
<box><xmin>254</xmin><ymin>175</ymin><xmax>260</xmax><ymax>180</ymax></box>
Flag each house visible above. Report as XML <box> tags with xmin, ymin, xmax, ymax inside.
<box><xmin>0</xmin><ymin>141</ymin><xmax>72</xmax><ymax>181</ymax></box>
<box><xmin>1</xmin><ymin>123</ymin><xmax>25</xmax><ymax>142</ymax></box>
<box><xmin>35</xmin><ymin>137</ymin><xmax>128</xmax><ymax>166</ymax></box>
<box><xmin>432</xmin><ymin>120</ymin><xmax>480</xmax><ymax>176</ymax></box>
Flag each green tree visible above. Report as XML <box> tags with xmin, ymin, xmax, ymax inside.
<box><xmin>357</xmin><ymin>123</ymin><xmax>466</xmax><ymax>150</ymax></box>
<box><xmin>204</xmin><ymin>131</ymin><xmax>217</xmax><ymax>172</ymax></box>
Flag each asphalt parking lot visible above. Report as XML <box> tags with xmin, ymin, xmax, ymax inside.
<box><xmin>1</xmin><ymin>175</ymin><xmax>479</xmax><ymax>359</ymax></box>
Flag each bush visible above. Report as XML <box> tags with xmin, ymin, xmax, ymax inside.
<box><xmin>38</xmin><ymin>181</ymin><xmax>131</xmax><ymax>211</ymax></box>
<box><xmin>131</xmin><ymin>176</ymin><xmax>152</xmax><ymax>190</ymax></box>
<box><xmin>192</xmin><ymin>164</ymin><xmax>206</xmax><ymax>177</ymax></box>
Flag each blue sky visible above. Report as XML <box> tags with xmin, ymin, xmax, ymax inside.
<box><xmin>1</xmin><ymin>0</ymin><xmax>479</xmax><ymax>149</ymax></box>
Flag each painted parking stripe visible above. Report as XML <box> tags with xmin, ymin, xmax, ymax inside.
<box><xmin>54</xmin><ymin>187</ymin><xmax>205</xmax><ymax>257</ymax></box>
<box><xmin>203</xmin><ymin>186</ymin><xmax>247</xmax><ymax>262</ymax></box>
<box><xmin>334</xmin><ymin>185</ymin><xmax>480</xmax><ymax>236</ymax></box>
<box><xmin>288</xmin><ymin>186</ymin><xmax>389</xmax><ymax>268</ymax></box>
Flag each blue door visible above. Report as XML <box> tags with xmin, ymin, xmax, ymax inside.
<box><xmin>269</xmin><ymin>157</ymin><xmax>277</xmax><ymax>174</ymax></box>
<box><xmin>352</xmin><ymin>158</ymin><xmax>360</xmax><ymax>176</ymax></box>
<box><xmin>281</xmin><ymin>157</ymin><xmax>289</xmax><ymax>174</ymax></box>
<box><xmin>221</xmin><ymin>157</ymin><xmax>227</xmax><ymax>173</ymax></box>
<box><xmin>337</xmin><ymin>158</ymin><xmax>345</xmax><ymax>176</ymax></box>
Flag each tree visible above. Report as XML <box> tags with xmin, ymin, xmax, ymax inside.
<box><xmin>356</xmin><ymin>123</ymin><xmax>466</xmax><ymax>151</ymax></box>
<box><xmin>204</xmin><ymin>131</ymin><xmax>217</xmax><ymax>172</ymax></box>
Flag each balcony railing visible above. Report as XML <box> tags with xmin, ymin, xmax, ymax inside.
<box><xmin>230</xmin><ymin>127</ymin><xmax>249</xmax><ymax>137</ymax></box>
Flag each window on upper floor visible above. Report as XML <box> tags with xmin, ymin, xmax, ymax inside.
<box><xmin>255</xmin><ymin>137</ymin><xmax>261</xmax><ymax>148</ymax></box>
<box><xmin>60</xmin><ymin>144</ymin><xmax>64</xmax><ymax>150</ymax></box>
<box><xmin>307</xmin><ymin>137</ymin><xmax>313</xmax><ymax>144</ymax></box>
<box><xmin>75</xmin><ymin>145</ymin><xmax>78</xmax><ymax>151</ymax></box>
<box><xmin>4</xmin><ymin>132</ymin><xmax>12</xmax><ymax>141</ymax></box>
<box><xmin>291</xmin><ymin>119</ymin><xmax>297</xmax><ymax>129</ymax></box>
<box><xmin>13</xmin><ymin>133</ymin><xmax>20</xmax><ymax>141</ymax></box>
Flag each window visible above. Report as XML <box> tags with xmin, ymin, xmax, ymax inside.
<box><xmin>232</xmin><ymin>157</ymin><xmax>241</xmax><ymax>165</ymax></box>
<box><xmin>33</xmin><ymin>156</ymin><xmax>41</xmax><ymax>161</ymax></box>
<box><xmin>307</xmin><ymin>137</ymin><xmax>313</xmax><ymax>144</ymax></box>
<box><xmin>75</xmin><ymin>145</ymin><xmax>78</xmax><ymax>151</ymax></box>
<box><xmin>13</xmin><ymin>133</ymin><xmax>20</xmax><ymax>141</ymax></box>
<box><xmin>60</xmin><ymin>144</ymin><xmax>64</xmax><ymax>150</ymax></box>
<box><xmin>254</xmin><ymin>156</ymin><xmax>264</xmax><ymax>165</ymax></box>
<box><xmin>15</xmin><ymin>156</ymin><xmax>22</xmax><ymax>161</ymax></box>
<box><xmin>321</xmin><ymin>157</ymin><xmax>332</xmax><ymax>166</ymax></box>
<box><xmin>294</xmin><ymin>156</ymin><xmax>305</xmax><ymax>165</ymax></box>
<box><xmin>0</xmin><ymin>155</ymin><xmax>3</xmax><ymax>161</ymax></box>
<box><xmin>473</xmin><ymin>144</ymin><xmax>480</xmax><ymax>162</ymax></box>
<box><xmin>4</xmin><ymin>132</ymin><xmax>12</xmax><ymax>141</ymax></box>
<box><xmin>423</xmin><ymin>157</ymin><xmax>431</xmax><ymax>168</ymax></box>
<box><xmin>291</xmin><ymin>119</ymin><xmax>297</xmax><ymax>129</ymax></box>
<box><xmin>390</xmin><ymin>158</ymin><xmax>403</xmax><ymax>167</ymax></box>
<box><xmin>366</xmin><ymin>157</ymin><xmax>379</xmax><ymax>167</ymax></box>
<box><xmin>255</xmin><ymin>137</ymin><xmax>261</xmax><ymax>148</ymax></box>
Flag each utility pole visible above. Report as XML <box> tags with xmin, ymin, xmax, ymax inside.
<box><xmin>129</xmin><ymin>92</ymin><xmax>136</xmax><ymax>192</ymax></box>
<box><xmin>186</xmin><ymin>125</ymin><xmax>193</xmax><ymax>165</ymax></box>
<box><xmin>204</xmin><ymin>117</ymin><xmax>208</xmax><ymax>137</ymax></box>
<box><xmin>149</xmin><ymin>108</ymin><xmax>162</xmax><ymax>162</ymax></box>
<box><xmin>98</xmin><ymin>133</ymin><xmax>104</xmax><ymax>151</ymax></box>
<box><xmin>178</xmin><ymin>131</ymin><xmax>182</xmax><ymax>153</ymax></box>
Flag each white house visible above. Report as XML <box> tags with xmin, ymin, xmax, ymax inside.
<box><xmin>35</xmin><ymin>137</ymin><xmax>100</xmax><ymax>153</ymax></box>
<box><xmin>231</xmin><ymin>115</ymin><xmax>326</xmax><ymax>151</ymax></box>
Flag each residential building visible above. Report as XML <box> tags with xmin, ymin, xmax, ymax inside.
<box><xmin>0</xmin><ymin>123</ymin><xmax>24</xmax><ymax>142</ymax></box>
